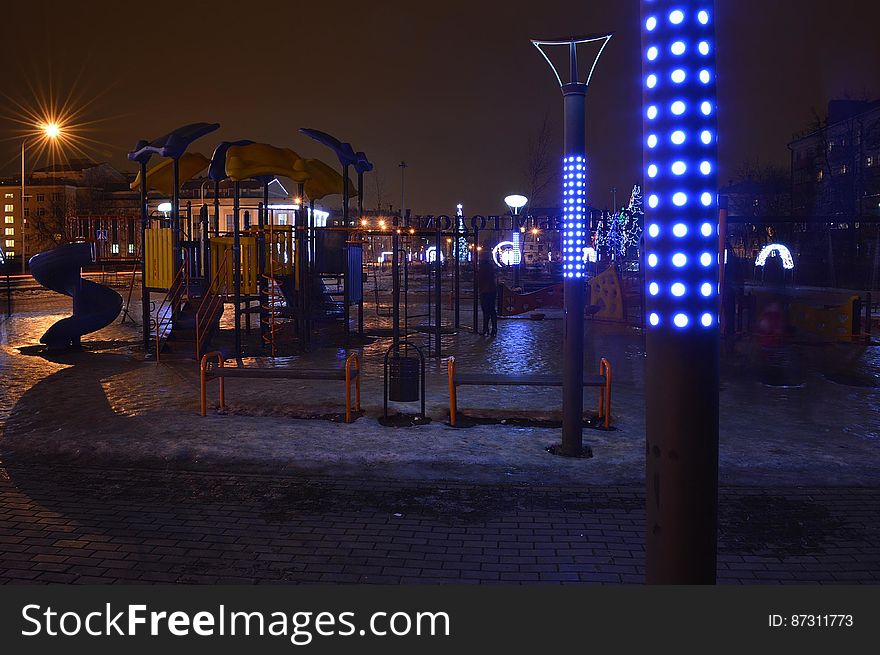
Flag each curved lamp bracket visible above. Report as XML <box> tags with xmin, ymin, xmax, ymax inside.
<box><xmin>531</xmin><ymin>33</ymin><xmax>613</xmax><ymax>89</ymax></box>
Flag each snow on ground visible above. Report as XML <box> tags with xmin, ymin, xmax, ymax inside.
<box><xmin>1</xmin><ymin>289</ymin><xmax>878</xmax><ymax>486</ymax></box>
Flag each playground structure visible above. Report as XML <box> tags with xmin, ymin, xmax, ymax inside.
<box><xmin>497</xmin><ymin>265</ymin><xmax>630</xmax><ymax>323</ymax></box>
<box><xmin>28</xmin><ymin>242</ymin><xmax>123</xmax><ymax>351</ymax></box>
<box><xmin>128</xmin><ymin>124</ymin><xmax>366</xmax><ymax>360</ymax></box>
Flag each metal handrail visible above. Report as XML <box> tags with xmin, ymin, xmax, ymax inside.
<box><xmin>195</xmin><ymin>249</ymin><xmax>230</xmax><ymax>359</ymax></box>
<box><xmin>154</xmin><ymin>256</ymin><xmax>189</xmax><ymax>361</ymax></box>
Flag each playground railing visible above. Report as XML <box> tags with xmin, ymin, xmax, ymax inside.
<box><xmin>154</xmin><ymin>260</ymin><xmax>189</xmax><ymax>361</ymax></box>
<box><xmin>195</xmin><ymin>249</ymin><xmax>230</xmax><ymax>360</ymax></box>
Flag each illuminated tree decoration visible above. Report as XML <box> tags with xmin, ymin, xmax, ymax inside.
<box><xmin>624</xmin><ymin>184</ymin><xmax>644</xmax><ymax>252</ymax></box>
<box><xmin>597</xmin><ymin>185</ymin><xmax>643</xmax><ymax>260</ymax></box>
<box><xmin>642</xmin><ymin>3</ymin><xmax>719</xmax><ymax>330</ymax></box>
<box><xmin>456</xmin><ymin>203</ymin><xmax>469</xmax><ymax>262</ymax></box>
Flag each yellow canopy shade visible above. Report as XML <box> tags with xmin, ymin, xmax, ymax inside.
<box><xmin>225</xmin><ymin>143</ymin><xmax>308</xmax><ymax>183</ymax></box>
<box><xmin>295</xmin><ymin>158</ymin><xmax>358</xmax><ymax>201</ymax></box>
<box><xmin>130</xmin><ymin>152</ymin><xmax>210</xmax><ymax>195</ymax></box>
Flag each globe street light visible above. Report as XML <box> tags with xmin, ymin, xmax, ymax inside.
<box><xmin>21</xmin><ymin>122</ymin><xmax>62</xmax><ymax>272</ymax></box>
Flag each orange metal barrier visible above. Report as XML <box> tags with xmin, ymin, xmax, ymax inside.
<box><xmin>598</xmin><ymin>358</ymin><xmax>612</xmax><ymax>429</ymax></box>
<box><xmin>199</xmin><ymin>351</ymin><xmax>361</xmax><ymax>423</ymax></box>
<box><xmin>447</xmin><ymin>356</ymin><xmax>458</xmax><ymax>427</ymax></box>
<box><xmin>200</xmin><ymin>351</ymin><xmax>226</xmax><ymax>416</ymax></box>
<box><xmin>447</xmin><ymin>355</ymin><xmax>612</xmax><ymax>429</ymax></box>
<box><xmin>344</xmin><ymin>352</ymin><xmax>361</xmax><ymax>424</ymax></box>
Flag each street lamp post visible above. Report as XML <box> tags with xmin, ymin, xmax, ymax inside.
<box><xmin>532</xmin><ymin>33</ymin><xmax>612</xmax><ymax>456</ymax></box>
<box><xmin>640</xmin><ymin>1</ymin><xmax>720</xmax><ymax>584</ymax></box>
<box><xmin>20</xmin><ymin>122</ymin><xmax>61</xmax><ymax>273</ymax></box>
<box><xmin>393</xmin><ymin>161</ymin><xmax>408</xmax><ymax>350</ymax></box>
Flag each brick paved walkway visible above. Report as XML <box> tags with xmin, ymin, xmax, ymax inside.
<box><xmin>0</xmin><ymin>466</ymin><xmax>878</xmax><ymax>584</ymax></box>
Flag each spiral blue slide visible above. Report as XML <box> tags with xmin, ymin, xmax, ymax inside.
<box><xmin>29</xmin><ymin>243</ymin><xmax>123</xmax><ymax>351</ymax></box>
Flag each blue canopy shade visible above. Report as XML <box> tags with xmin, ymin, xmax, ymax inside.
<box><xmin>127</xmin><ymin>122</ymin><xmax>220</xmax><ymax>163</ymax></box>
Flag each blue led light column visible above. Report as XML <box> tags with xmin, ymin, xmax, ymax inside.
<box><xmin>532</xmin><ymin>34</ymin><xmax>612</xmax><ymax>456</ymax></box>
<box><xmin>641</xmin><ymin>0</ymin><xmax>720</xmax><ymax>583</ymax></box>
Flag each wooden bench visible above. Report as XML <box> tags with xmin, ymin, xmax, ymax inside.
<box><xmin>446</xmin><ymin>356</ymin><xmax>611</xmax><ymax>428</ymax></box>
<box><xmin>200</xmin><ymin>351</ymin><xmax>361</xmax><ymax>423</ymax></box>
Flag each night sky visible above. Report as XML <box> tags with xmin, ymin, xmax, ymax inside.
<box><xmin>1</xmin><ymin>0</ymin><xmax>879</xmax><ymax>214</ymax></box>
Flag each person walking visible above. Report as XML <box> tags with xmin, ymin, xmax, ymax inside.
<box><xmin>477</xmin><ymin>249</ymin><xmax>498</xmax><ymax>336</ymax></box>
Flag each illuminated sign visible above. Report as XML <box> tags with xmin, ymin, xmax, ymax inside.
<box><xmin>755</xmin><ymin>243</ymin><xmax>794</xmax><ymax>270</ymax></box>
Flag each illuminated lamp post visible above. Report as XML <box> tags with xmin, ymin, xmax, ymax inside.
<box><xmin>641</xmin><ymin>1</ymin><xmax>720</xmax><ymax>583</ymax></box>
<box><xmin>532</xmin><ymin>33</ymin><xmax>612</xmax><ymax>456</ymax></box>
<box><xmin>504</xmin><ymin>194</ymin><xmax>528</xmax><ymax>288</ymax></box>
<box><xmin>21</xmin><ymin>122</ymin><xmax>62</xmax><ymax>272</ymax></box>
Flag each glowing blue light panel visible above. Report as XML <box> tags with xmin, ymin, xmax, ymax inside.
<box><xmin>642</xmin><ymin>1</ymin><xmax>718</xmax><ymax>330</ymax></box>
<box><xmin>512</xmin><ymin>230</ymin><xmax>523</xmax><ymax>266</ymax></box>
<box><xmin>562</xmin><ymin>155</ymin><xmax>586</xmax><ymax>278</ymax></box>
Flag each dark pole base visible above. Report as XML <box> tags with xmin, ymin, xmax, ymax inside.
<box><xmin>561</xmin><ymin>277</ymin><xmax>585</xmax><ymax>456</ymax></box>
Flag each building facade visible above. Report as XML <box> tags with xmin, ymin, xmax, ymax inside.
<box><xmin>789</xmin><ymin>99</ymin><xmax>880</xmax><ymax>218</ymax></box>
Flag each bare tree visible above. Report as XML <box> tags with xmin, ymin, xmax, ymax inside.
<box><xmin>29</xmin><ymin>194</ymin><xmax>74</xmax><ymax>250</ymax></box>
<box><xmin>732</xmin><ymin>158</ymin><xmax>790</xmax><ymax>217</ymax></box>
<box><xmin>373</xmin><ymin>171</ymin><xmax>386</xmax><ymax>211</ymax></box>
<box><xmin>523</xmin><ymin>113</ymin><xmax>557</xmax><ymax>209</ymax></box>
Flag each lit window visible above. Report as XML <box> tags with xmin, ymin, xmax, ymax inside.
<box><xmin>4</xmin><ymin>228</ymin><xmax>13</xmax><ymax>235</ymax></box>
<box><xmin>4</xmin><ymin>216</ymin><xmax>13</xmax><ymax>224</ymax></box>
<box><xmin>3</xmin><ymin>204</ymin><xmax>12</xmax><ymax>212</ymax></box>
<box><xmin>128</xmin><ymin>243</ymin><xmax>136</xmax><ymax>255</ymax></box>
<box><xmin>111</xmin><ymin>243</ymin><xmax>120</xmax><ymax>254</ymax></box>
<box><xmin>5</xmin><ymin>239</ymin><xmax>14</xmax><ymax>248</ymax></box>
<box><xmin>4</xmin><ymin>193</ymin><xmax>13</xmax><ymax>198</ymax></box>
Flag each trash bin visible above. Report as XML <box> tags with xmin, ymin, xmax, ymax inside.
<box><xmin>388</xmin><ymin>355</ymin><xmax>420</xmax><ymax>402</ymax></box>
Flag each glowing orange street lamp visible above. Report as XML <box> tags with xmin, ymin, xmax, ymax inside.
<box><xmin>21</xmin><ymin>121</ymin><xmax>62</xmax><ymax>272</ymax></box>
